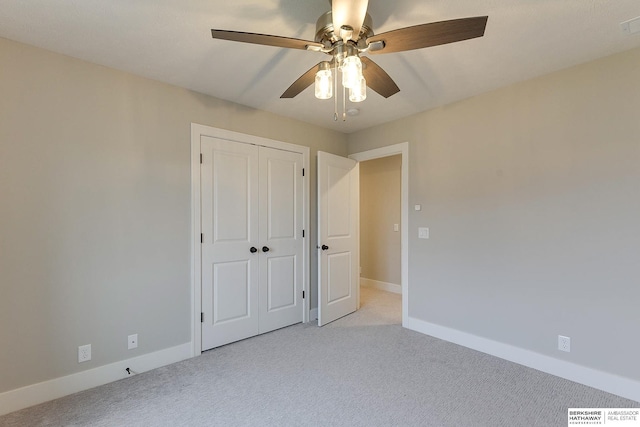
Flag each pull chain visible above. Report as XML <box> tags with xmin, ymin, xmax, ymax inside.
<box><xmin>342</xmin><ymin>82</ymin><xmax>346</xmax><ymax>121</ymax></box>
<box><xmin>333</xmin><ymin>60</ymin><xmax>338</xmax><ymax>121</ymax></box>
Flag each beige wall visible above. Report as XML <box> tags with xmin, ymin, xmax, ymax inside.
<box><xmin>359</xmin><ymin>155</ymin><xmax>401</xmax><ymax>285</ymax></box>
<box><xmin>3</xmin><ymin>31</ymin><xmax>640</xmax><ymax>399</ymax></box>
<box><xmin>0</xmin><ymin>37</ymin><xmax>347</xmax><ymax>393</ymax></box>
<box><xmin>348</xmin><ymin>47</ymin><xmax>640</xmax><ymax>383</ymax></box>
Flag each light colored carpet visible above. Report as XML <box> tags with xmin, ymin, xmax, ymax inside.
<box><xmin>1</xmin><ymin>288</ymin><xmax>637</xmax><ymax>426</ymax></box>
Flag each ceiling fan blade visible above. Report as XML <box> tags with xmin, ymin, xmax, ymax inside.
<box><xmin>361</xmin><ymin>57</ymin><xmax>399</xmax><ymax>98</ymax></box>
<box><xmin>211</xmin><ymin>29</ymin><xmax>323</xmax><ymax>51</ymax></box>
<box><xmin>281</xmin><ymin>63</ymin><xmax>323</xmax><ymax>98</ymax></box>
<box><xmin>332</xmin><ymin>0</ymin><xmax>369</xmax><ymax>40</ymax></box>
<box><xmin>366</xmin><ymin>16</ymin><xmax>488</xmax><ymax>54</ymax></box>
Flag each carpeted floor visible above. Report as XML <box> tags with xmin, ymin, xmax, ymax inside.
<box><xmin>1</xmin><ymin>287</ymin><xmax>637</xmax><ymax>426</ymax></box>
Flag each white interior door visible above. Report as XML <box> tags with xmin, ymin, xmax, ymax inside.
<box><xmin>201</xmin><ymin>136</ymin><xmax>260</xmax><ymax>349</ymax></box>
<box><xmin>317</xmin><ymin>151</ymin><xmax>359</xmax><ymax>326</ymax></box>
<box><xmin>258</xmin><ymin>146</ymin><xmax>304</xmax><ymax>333</ymax></box>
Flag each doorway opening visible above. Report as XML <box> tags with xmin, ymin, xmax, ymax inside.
<box><xmin>358</xmin><ymin>155</ymin><xmax>402</xmax><ymax>323</ymax></box>
<box><xmin>349</xmin><ymin>142</ymin><xmax>409</xmax><ymax>326</ymax></box>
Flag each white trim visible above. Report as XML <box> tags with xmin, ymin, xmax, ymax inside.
<box><xmin>303</xmin><ymin>145</ymin><xmax>310</xmax><ymax>323</ymax></box>
<box><xmin>191</xmin><ymin>123</ymin><xmax>311</xmax><ymax>356</ymax></box>
<box><xmin>0</xmin><ymin>343</ymin><xmax>192</xmax><ymax>417</ymax></box>
<box><xmin>360</xmin><ymin>278</ymin><xmax>402</xmax><ymax>294</ymax></box>
<box><xmin>310</xmin><ymin>308</ymin><xmax>318</xmax><ymax>321</ymax></box>
<box><xmin>191</xmin><ymin>124</ymin><xmax>202</xmax><ymax>357</ymax></box>
<box><xmin>406</xmin><ymin>316</ymin><xmax>640</xmax><ymax>403</ymax></box>
<box><xmin>349</xmin><ymin>142</ymin><xmax>409</xmax><ymax>328</ymax></box>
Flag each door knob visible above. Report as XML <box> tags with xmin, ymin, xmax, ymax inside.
<box><xmin>250</xmin><ymin>246</ymin><xmax>258</xmax><ymax>253</ymax></box>
<box><xmin>262</xmin><ymin>246</ymin><xmax>270</xmax><ymax>252</ymax></box>
<box><xmin>321</xmin><ymin>245</ymin><xmax>329</xmax><ymax>250</ymax></box>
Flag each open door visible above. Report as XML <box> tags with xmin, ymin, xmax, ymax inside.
<box><xmin>317</xmin><ymin>151</ymin><xmax>359</xmax><ymax>326</ymax></box>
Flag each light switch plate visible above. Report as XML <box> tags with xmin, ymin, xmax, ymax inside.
<box><xmin>393</xmin><ymin>223</ymin><xmax>399</xmax><ymax>232</ymax></box>
<box><xmin>418</xmin><ymin>227</ymin><xmax>429</xmax><ymax>239</ymax></box>
<box><xmin>414</xmin><ymin>204</ymin><xmax>421</xmax><ymax>211</ymax></box>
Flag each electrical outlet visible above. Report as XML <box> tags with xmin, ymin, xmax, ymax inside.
<box><xmin>128</xmin><ymin>334</ymin><xmax>138</xmax><ymax>350</ymax></box>
<box><xmin>558</xmin><ymin>335</ymin><xmax>571</xmax><ymax>352</ymax></box>
<box><xmin>78</xmin><ymin>344</ymin><xmax>91</xmax><ymax>362</ymax></box>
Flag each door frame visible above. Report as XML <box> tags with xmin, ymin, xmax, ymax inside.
<box><xmin>349</xmin><ymin>142</ymin><xmax>409</xmax><ymax>327</ymax></box>
<box><xmin>190</xmin><ymin>123</ymin><xmax>310</xmax><ymax>356</ymax></box>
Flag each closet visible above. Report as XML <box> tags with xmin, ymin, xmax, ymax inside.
<box><xmin>200</xmin><ymin>135</ymin><xmax>304</xmax><ymax>350</ymax></box>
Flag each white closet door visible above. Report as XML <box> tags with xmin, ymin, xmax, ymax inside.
<box><xmin>201</xmin><ymin>138</ymin><xmax>303</xmax><ymax>350</ymax></box>
<box><xmin>317</xmin><ymin>151</ymin><xmax>359</xmax><ymax>326</ymax></box>
<box><xmin>258</xmin><ymin>147</ymin><xmax>303</xmax><ymax>333</ymax></box>
<box><xmin>201</xmin><ymin>136</ymin><xmax>259</xmax><ymax>350</ymax></box>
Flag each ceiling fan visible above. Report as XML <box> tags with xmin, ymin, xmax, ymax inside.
<box><xmin>211</xmin><ymin>0</ymin><xmax>488</xmax><ymax>119</ymax></box>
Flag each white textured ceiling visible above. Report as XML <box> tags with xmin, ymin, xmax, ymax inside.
<box><xmin>1</xmin><ymin>0</ymin><xmax>640</xmax><ymax>133</ymax></box>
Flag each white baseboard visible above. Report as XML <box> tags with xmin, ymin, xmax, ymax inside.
<box><xmin>0</xmin><ymin>342</ymin><xmax>193</xmax><ymax>416</ymax></box>
<box><xmin>309</xmin><ymin>308</ymin><xmax>318</xmax><ymax>321</ymax></box>
<box><xmin>405</xmin><ymin>316</ymin><xmax>640</xmax><ymax>403</ymax></box>
<box><xmin>360</xmin><ymin>277</ymin><xmax>402</xmax><ymax>294</ymax></box>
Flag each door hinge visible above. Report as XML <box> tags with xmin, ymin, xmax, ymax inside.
<box><xmin>302</xmin><ymin>168</ymin><xmax>305</xmax><ymax>177</ymax></box>
<box><xmin>201</xmin><ymin>312</ymin><xmax>204</xmax><ymax>323</ymax></box>
<box><xmin>302</xmin><ymin>229</ymin><xmax>305</xmax><ymax>238</ymax></box>
<box><xmin>302</xmin><ymin>291</ymin><xmax>305</xmax><ymax>299</ymax></box>
<box><xmin>200</xmin><ymin>153</ymin><xmax>203</xmax><ymax>164</ymax></box>
<box><xmin>201</xmin><ymin>233</ymin><xmax>203</xmax><ymax>243</ymax></box>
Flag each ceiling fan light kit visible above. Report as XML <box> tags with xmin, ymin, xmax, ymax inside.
<box><xmin>211</xmin><ymin>0</ymin><xmax>488</xmax><ymax>121</ymax></box>
<box><xmin>313</xmin><ymin>42</ymin><xmax>366</xmax><ymax>107</ymax></box>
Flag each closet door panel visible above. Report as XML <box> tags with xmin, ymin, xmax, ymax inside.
<box><xmin>201</xmin><ymin>136</ymin><xmax>260</xmax><ymax>350</ymax></box>
<box><xmin>259</xmin><ymin>147</ymin><xmax>304</xmax><ymax>333</ymax></box>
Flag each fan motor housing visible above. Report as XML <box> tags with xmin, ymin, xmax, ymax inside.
<box><xmin>315</xmin><ymin>11</ymin><xmax>374</xmax><ymax>45</ymax></box>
